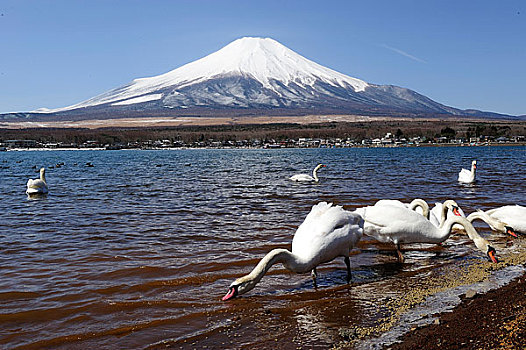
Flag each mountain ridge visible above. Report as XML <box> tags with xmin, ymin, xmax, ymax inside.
<box><xmin>1</xmin><ymin>37</ymin><xmax>520</xmax><ymax>121</ymax></box>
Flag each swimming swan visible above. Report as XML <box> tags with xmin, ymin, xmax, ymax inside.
<box><xmin>354</xmin><ymin>205</ymin><xmax>497</xmax><ymax>263</ymax></box>
<box><xmin>289</xmin><ymin>164</ymin><xmax>326</xmax><ymax>183</ymax></box>
<box><xmin>26</xmin><ymin>168</ymin><xmax>48</xmax><ymax>195</ymax></box>
<box><xmin>458</xmin><ymin>160</ymin><xmax>477</xmax><ymax>183</ymax></box>
<box><xmin>222</xmin><ymin>202</ymin><xmax>363</xmax><ymax>300</ymax></box>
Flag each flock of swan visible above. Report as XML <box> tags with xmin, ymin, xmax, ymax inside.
<box><xmin>23</xmin><ymin>164</ymin><xmax>523</xmax><ymax>303</ymax></box>
<box><xmin>222</xmin><ymin>161</ymin><xmax>525</xmax><ymax>301</ymax></box>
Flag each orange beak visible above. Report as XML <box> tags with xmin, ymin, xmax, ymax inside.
<box><xmin>222</xmin><ymin>286</ymin><xmax>238</xmax><ymax>301</ymax></box>
<box><xmin>452</xmin><ymin>206</ymin><xmax>462</xmax><ymax>216</ymax></box>
<box><xmin>506</xmin><ymin>226</ymin><xmax>518</xmax><ymax>238</ymax></box>
<box><xmin>487</xmin><ymin>249</ymin><xmax>498</xmax><ymax>263</ymax></box>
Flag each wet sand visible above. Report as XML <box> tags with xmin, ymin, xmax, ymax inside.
<box><xmin>390</xmin><ymin>270</ymin><xmax>526</xmax><ymax>350</ymax></box>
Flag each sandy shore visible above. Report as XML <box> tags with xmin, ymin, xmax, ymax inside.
<box><xmin>390</xmin><ymin>271</ymin><xmax>526</xmax><ymax>350</ymax></box>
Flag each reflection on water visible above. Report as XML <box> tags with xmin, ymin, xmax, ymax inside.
<box><xmin>0</xmin><ymin>146</ymin><xmax>524</xmax><ymax>349</ymax></box>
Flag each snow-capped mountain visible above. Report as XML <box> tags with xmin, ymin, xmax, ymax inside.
<box><xmin>5</xmin><ymin>37</ymin><xmax>514</xmax><ymax>120</ymax></box>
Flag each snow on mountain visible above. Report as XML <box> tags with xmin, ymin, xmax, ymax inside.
<box><xmin>37</xmin><ymin>37</ymin><xmax>369</xmax><ymax>113</ymax></box>
<box><xmin>24</xmin><ymin>36</ymin><xmax>513</xmax><ymax>119</ymax></box>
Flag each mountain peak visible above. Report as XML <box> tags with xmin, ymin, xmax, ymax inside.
<box><xmin>140</xmin><ymin>36</ymin><xmax>369</xmax><ymax>92</ymax></box>
<box><xmin>38</xmin><ymin>37</ymin><xmax>369</xmax><ymax>113</ymax></box>
<box><xmin>28</xmin><ymin>37</ymin><xmax>504</xmax><ymax>119</ymax></box>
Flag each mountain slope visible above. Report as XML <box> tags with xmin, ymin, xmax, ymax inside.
<box><xmin>2</xmin><ymin>37</ymin><xmax>517</xmax><ymax>120</ymax></box>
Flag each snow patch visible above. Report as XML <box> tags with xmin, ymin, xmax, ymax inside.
<box><xmin>111</xmin><ymin>94</ymin><xmax>163</xmax><ymax>106</ymax></box>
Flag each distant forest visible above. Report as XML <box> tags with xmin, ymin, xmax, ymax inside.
<box><xmin>1</xmin><ymin>119</ymin><xmax>525</xmax><ymax>145</ymax></box>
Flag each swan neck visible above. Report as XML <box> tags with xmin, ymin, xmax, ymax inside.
<box><xmin>467</xmin><ymin>211</ymin><xmax>502</xmax><ymax>231</ymax></box>
<box><xmin>245</xmin><ymin>249</ymin><xmax>299</xmax><ymax>284</ymax></box>
<box><xmin>40</xmin><ymin>169</ymin><xmax>46</xmax><ymax>183</ymax></box>
<box><xmin>443</xmin><ymin>216</ymin><xmax>488</xmax><ymax>253</ymax></box>
<box><xmin>312</xmin><ymin>168</ymin><xmax>319</xmax><ymax>182</ymax></box>
<box><xmin>408</xmin><ymin>199</ymin><xmax>429</xmax><ymax>219</ymax></box>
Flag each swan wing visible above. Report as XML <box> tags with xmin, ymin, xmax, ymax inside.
<box><xmin>292</xmin><ymin>202</ymin><xmax>363</xmax><ymax>264</ymax></box>
<box><xmin>360</xmin><ymin>205</ymin><xmax>438</xmax><ymax>243</ymax></box>
<box><xmin>429</xmin><ymin>203</ymin><xmax>442</xmax><ymax>227</ymax></box>
<box><xmin>374</xmin><ymin>199</ymin><xmax>407</xmax><ymax>208</ymax></box>
<box><xmin>458</xmin><ymin>168</ymin><xmax>474</xmax><ymax>183</ymax></box>
<box><xmin>26</xmin><ymin>178</ymin><xmax>48</xmax><ymax>193</ymax></box>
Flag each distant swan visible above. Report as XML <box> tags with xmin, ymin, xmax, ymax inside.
<box><xmin>458</xmin><ymin>160</ymin><xmax>477</xmax><ymax>183</ymax></box>
<box><xmin>467</xmin><ymin>210</ymin><xmax>517</xmax><ymax>237</ymax></box>
<box><xmin>222</xmin><ymin>202</ymin><xmax>363</xmax><ymax>300</ymax></box>
<box><xmin>289</xmin><ymin>164</ymin><xmax>326</xmax><ymax>182</ymax></box>
<box><xmin>484</xmin><ymin>205</ymin><xmax>526</xmax><ymax>234</ymax></box>
<box><xmin>354</xmin><ymin>205</ymin><xmax>497</xmax><ymax>263</ymax></box>
<box><xmin>26</xmin><ymin>168</ymin><xmax>48</xmax><ymax>195</ymax></box>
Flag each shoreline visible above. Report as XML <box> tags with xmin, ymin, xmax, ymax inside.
<box><xmin>390</xmin><ymin>269</ymin><xmax>526</xmax><ymax>350</ymax></box>
<box><xmin>2</xmin><ymin>142</ymin><xmax>525</xmax><ymax>152</ymax></box>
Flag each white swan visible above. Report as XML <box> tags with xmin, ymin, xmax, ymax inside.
<box><xmin>289</xmin><ymin>164</ymin><xmax>326</xmax><ymax>182</ymax></box>
<box><xmin>458</xmin><ymin>160</ymin><xmax>477</xmax><ymax>183</ymax></box>
<box><xmin>354</xmin><ymin>205</ymin><xmax>497</xmax><ymax>263</ymax></box>
<box><xmin>374</xmin><ymin>198</ymin><xmax>430</xmax><ymax>218</ymax></box>
<box><xmin>222</xmin><ymin>202</ymin><xmax>364</xmax><ymax>300</ymax></box>
<box><xmin>26</xmin><ymin>168</ymin><xmax>48</xmax><ymax>195</ymax></box>
<box><xmin>429</xmin><ymin>200</ymin><xmax>464</xmax><ymax>228</ymax></box>
<box><xmin>467</xmin><ymin>210</ymin><xmax>518</xmax><ymax>238</ymax></box>
<box><xmin>484</xmin><ymin>205</ymin><xmax>526</xmax><ymax>234</ymax></box>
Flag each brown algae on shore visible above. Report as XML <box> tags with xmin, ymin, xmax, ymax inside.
<box><xmin>335</xmin><ymin>239</ymin><xmax>526</xmax><ymax>348</ymax></box>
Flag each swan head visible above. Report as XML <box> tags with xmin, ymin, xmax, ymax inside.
<box><xmin>443</xmin><ymin>200</ymin><xmax>462</xmax><ymax>216</ymax></box>
<box><xmin>315</xmin><ymin>164</ymin><xmax>327</xmax><ymax>171</ymax></box>
<box><xmin>471</xmin><ymin>235</ymin><xmax>498</xmax><ymax>263</ymax></box>
<box><xmin>472</xmin><ymin>160</ymin><xmax>477</xmax><ymax>169</ymax></box>
<box><xmin>222</xmin><ymin>276</ymin><xmax>257</xmax><ymax>301</ymax></box>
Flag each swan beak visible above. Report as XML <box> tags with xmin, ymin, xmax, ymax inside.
<box><xmin>222</xmin><ymin>286</ymin><xmax>238</xmax><ymax>301</ymax></box>
<box><xmin>452</xmin><ymin>206</ymin><xmax>462</xmax><ymax>216</ymax></box>
<box><xmin>487</xmin><ymin>247</ymin><xmax>498</xmax><ymax>263</ymax></box>
<box><xmin>505</xmin><ymin>226</ymin><xmax>518</xmax><ymax>238</ymax></box>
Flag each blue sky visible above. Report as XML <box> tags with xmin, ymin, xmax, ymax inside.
<box><xmin>0</xmin><ymin>0</ymin><xmax>524</xmax><ymax>115</ymax></box>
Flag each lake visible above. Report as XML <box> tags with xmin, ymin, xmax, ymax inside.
<box><xmin>1</xmin><ymin>146</ymin><xmax>525</xmax><ymax>349</ymax></box>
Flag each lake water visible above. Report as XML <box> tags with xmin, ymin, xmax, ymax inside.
<box><xmin>1</xmin><ymin>146</ymin><xmax>525</xmax><ymax>349</ymax></box>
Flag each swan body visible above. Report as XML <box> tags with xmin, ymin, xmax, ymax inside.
<box><xmin>458</xmin><ymin>160</ymin><xmax>477</xmax><ymax>183</ymax></box>
<box><xmin>484</xmin><ymin>205</ymin><xmax>526</xmax><ymax>234</ymax></box>
<box><xmin>289</xmin><ymin>164</ymin><xmax>326</xmax><ymax>183</ymax></box>
<box><xmin>374</xmin><ymin>198</ymin><xmax>429</xmax><ymax>218</ymax></box>
<box><xmin>467</xmin><ymin>210</ymin><xmax>517</xmax><ymax>237</ymax></box>
<box><xmin>26</xmin><ymin>168</ymin><xmax>48</xmax><ymax>194</ymax></box>
<box><xmin>222</xmin><ymin>202</ymin><xmax>363</xmax><ymax>300</ymax></box>
<box><xmin>354</xmin><ymin>205</ymin><xmax>497</xmax><ymax>263</ymax></box>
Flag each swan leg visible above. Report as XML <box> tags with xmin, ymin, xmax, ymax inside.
<box><xmin>311</xmin><ymin>268</ymin><xmax>318</xmax><ymax>288</ymax></box>
<box><xmin>396</xmin><ymin>243</ymin><xmax>405</xmax><ymax>263</ymax></box>
<box><xmin>344</xmin><ymin>256</ymin><xmax>352</xmax><ymax>283</ymax></box>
